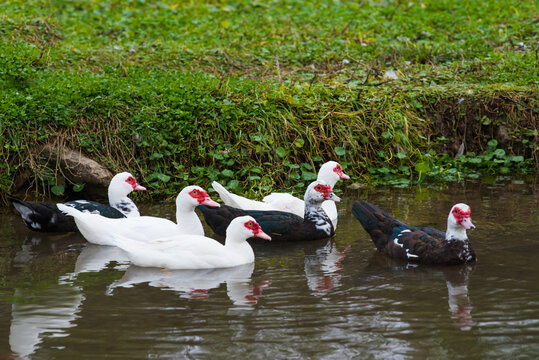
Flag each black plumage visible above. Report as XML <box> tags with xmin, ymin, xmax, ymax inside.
<box><xmin>7</xmin><ymin>195</ymin><xmax>126</xmax><ymax>233</ymax></box>
<box><xmin>197</xmin><ymin>204</ymin><xmax>335</xmax><ymax>242</ymax></box>
<box><xmin>199</xmin><ymin>180</ymin><xmax>341</xmax><ymax>242</ymax></box>
<box><xmin>352</xmin><ymin>200</ymin><xmax>476</xmax><ymax>265</ymax></box>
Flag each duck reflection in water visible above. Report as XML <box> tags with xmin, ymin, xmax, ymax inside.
<box><xmin>106</xmin><ymin>262</ymin><xmax>271</xmax><ymax>306</ymax></box>
<box><xmin>8</xmin><ymin>233</ymin><xmax>85</xmax><ymax>358</ymax></box>
<box><xmin>60</xmin><ymin>243</ymin><xmax>130</xmax><ymax>282</ymax></box>
<box><xmin>356</xmin><ymin>253</ymin><xmax>475</xmax><ymax>331</ymax></box>
<box><xmin>444</xmin><ymin>264</ymin><xmax>474</xmax><ymax>331</ymax></box>
<box><xmin>304</xmin><ymin>240</ymin><xmax>350</xmax><ymax>296</ymax></box>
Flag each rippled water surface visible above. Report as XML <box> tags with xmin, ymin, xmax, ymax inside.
<box><xmin>0</xmin><ymin>180</ymin><xmax>538</xmax><ymax>359</ymax></box>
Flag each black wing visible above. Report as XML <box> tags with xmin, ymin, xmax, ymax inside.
<box><xmin>65</xmin><ymin>200</ymin><xmax>126</xmax><ymax>218</ymax></box>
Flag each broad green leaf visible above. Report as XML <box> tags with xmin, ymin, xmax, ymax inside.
<box><xmin>222</xmin><ymin>169</ymin><xmax>234</xmax><ymax>177</ymax></box>
<box><xmin>227</xmin><ymin>179</ymin><xmax>239</xmax><ymax>190</ymax></box>
<box><xmin>51</xmin><ymin>185</ymin><xmax>65</xmax><ymax>196</ymax></box>
<box><xmin>302</xmin><ymin>171</ymin><xmax>317</xmax><ymax>181</ymax></box>
<box><xmin>487</xmin><ymin>139</ymin><xmax>498</xmax><ymax>147</ymax></box>
<box><xmin>275</xmin><ymin>147</ymin><xmax>288</xmax><ymax>158</ymax></box>
<box><xmin>149</xmin><ymin>152</ymin><xmax>163</xmax><ymax>160</ymax></box>
<box><xmin>415</xmin><ymin>161</ymin><xmax>430</xmax><ymax>173</ymax></box>
<box><xmin>494</xmin><ymin>149</ymin><xmax>506</xmax><ymax>157</ymax></box>
<box><xmin>293</xmin><ymin>138</ymin><xmax>305</xmax><ymax>148</ymax></box>
<box><xmin>73</xmin><ymin>183</ymin><xmax>85</xmax><ymax>192</ymax></box>
<box><xmin>156</xmin><ymin>173</ymin><xmax>170</xmax><ymax>182</ymax></box>
<box><xmin>335</xmin><ymin>147</ymin><xmax>346</xmax><ymax>156</ymax></box>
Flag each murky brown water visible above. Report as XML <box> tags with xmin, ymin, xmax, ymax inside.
<box><xmin>1</xmin><ymin>180</ymin><xmax>538</xmax><ymax>359</ymax></box>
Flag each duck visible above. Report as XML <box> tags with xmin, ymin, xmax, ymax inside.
<box><xmin>109</xmin><ymin>216</ymin><xmax>272</xmax><ymax>269</ymax></box>
<box><xmin>212</xmin><ymin>161</ymin><xmax>349</xmax><ymax>228</ymax></box>
<box><xmin>198</xmin><ymin>181</ymin><xmax>341</xmax><ymax>242</ymax></box>
<box><xmin>56</xmin><ymin>186</ymin><xmax>220</xmax><ymax>246</ymax></box>
<box><xmin>7</xmin><ymin>172</ymin><xmax>146</xmax><ymax>233</ymax></box>
<box><xmin>352</xmin><ymin>201</ymin><xmax>476</xmax><ymax>265</ymax></box>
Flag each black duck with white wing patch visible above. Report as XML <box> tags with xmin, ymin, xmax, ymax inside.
<box><xmin>7</xmin><ymin>172</ymin><xmax>145</xmax><ymax>233</ymax></box>
<box><xmin>352</xmin><ymin>200</ymin><xmax>476</xmax><ymax>265</ymax></box>
<box><xmin>198</xmin><ymin>181</ymin><xmax>340</xmax><ymax>242</ymax></box>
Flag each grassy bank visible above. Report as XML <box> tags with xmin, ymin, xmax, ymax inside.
<box><xmin>1</xmin><ymin>0</ymin><xmax>537</xmax><ymax>199</ymax></box>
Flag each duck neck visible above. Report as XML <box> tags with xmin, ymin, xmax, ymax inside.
<box><xmin>176</xmin><ymin>205</ymin><xmax>204</xmax><ymax>236</ymax></box>
<box><xmin>304</xmin><ymin>198</ymin><xmax>333</xmax><ymax>236</ymax></box>
<box><xmin>109</xmin><ymin>192</ymin><xmax>139</xmax><ymax>217</ymax></box>
<box><xmin>224</xmin><ymin>235</ymin><xmax>255</xmax><ymax>262</ymax></box>
<box><xmin>445</xmin><ymin>223</ymin><xmax>468</xmax><ymax>241</ymax></box>
<box><xmin>318</xmin><ymin>175</ymin><xmax>338</xmax><ymax>189</ymax></box>
<box><xmin>108</xmin><ymin>187</ymin><xmax>126</xmax><ymax>206</ymax></box>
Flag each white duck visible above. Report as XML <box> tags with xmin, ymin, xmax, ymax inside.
<box><xmin>109</xmin><ymin>216</ymin><xmax>271</xmax><ymax>269</ymax></box>
<box><xmin>212</xmin><ymin>161</ymin><xmax>349</xmax><ymax>227</ymax></box>
<box><xmin>56</xmin><ymin>186</ymin><xmax>219</xmax><ymax>246</ymax></box>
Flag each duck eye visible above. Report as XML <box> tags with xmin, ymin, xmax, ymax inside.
<box><xmin>248</xmin><ymin>222</ymin><xmax>253</xmax><ymax>227</ymax></box>
<box><xmin>192</xmin><ymin>190</ymin><xmax>198</xmax><ymax>195</ymax></box>
<box><xmin>315</xmin><ymin>185</ymin><xmax>322</xmax><ymax>191</ymax></box>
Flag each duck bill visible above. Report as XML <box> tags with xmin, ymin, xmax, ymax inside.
<box><xmin>326</xmin><ymin>193</ymin><xmax>341</xmax><ymax>202</ymax></box>
<box><xmin>460</xmin><ymin>217</ymin><xmax>475</xmax><ymax>230</ymax></box>
<box><xmin>255</xmin><ymin>230</ymin><xmax>272</xmax><ymax>241</ymax></box>
<box><xmin>135</xmin><ymin>184</ymin><xmax>147</xmax><ymax>191</ymax></box>
<box><xmin>201</xmin><ymin>197</ymin><xmax>221</xmax><ymax>207</ymax></box>
<box><xmin>340</xmin><ymin>172</ymin><xmax>350</xmax><ymax>180</ymax></box>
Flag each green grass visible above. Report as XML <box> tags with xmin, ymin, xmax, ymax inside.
<box><xmin>0</xmin><ymin>0</ymin><xmax>537</xmax><ymax>198</ymax></box>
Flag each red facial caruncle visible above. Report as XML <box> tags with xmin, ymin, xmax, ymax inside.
<box><xmin>452</xmin><ymin>206</ymin><xmax>471</xmax><ymax>225</ymax></box>
<box><xmin>125</xmin><ymin>176</ymin><xmax>137</xmax><ymax>189</ymax></box>
<box><xmin>124</xmin><ymin>175</ymin><xmax>146</xmax><ymax>191</ymax></box>
<box><xmin>314</xmin><ymin>183</ymin><xmax>333</xmax><ymax>198</ymax></box>
<box><xmin>244</xmin><ymin>219</ymin><xmax>263</xmax><ymax>235</ymax></box>
<box><xmin>333</xmin><ymin>164</ymin><xmax>350</xmax><ymax>180</ymax></box>
<box><xmin>189</xmin><ymin>188</ymin><xmax>210</xmax><ymax>204</ymax></box>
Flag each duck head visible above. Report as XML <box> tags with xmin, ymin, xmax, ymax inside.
<box><xmin>446</xmin><ymin>203</ymin><xmax>475</xmax><ymax>240</ymax></box>
<box><xmin>318</xmin><ymin>161</ymin><xmax>350</xmax><ymax>187</ymax></box>
<box><xmin>304</xmin><ymin>180</ymin><xmax>342</xmax><ymax>205</ymax></box>
<box><xmin>177</xmin><ymin>186</ymin><xmax>220</xmax><ymax>209</ymax></box>
<box><xmin>108</xmin><ymin>172</ymin><xmax>146</xmax><ymax>201</ymax></box>
<box><xmin>226</xmin><ymin>216</ymin><xmax>271</xmax><ymax>243</ymax></box>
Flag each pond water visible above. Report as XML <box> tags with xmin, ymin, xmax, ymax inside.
<box><xmin>0</xmin><ymin>180</ymin><xmax>538</xmax><ymax>359</ymax></box>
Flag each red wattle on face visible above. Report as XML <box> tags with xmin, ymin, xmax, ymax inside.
<box><xmin>314</xmin><ymin>184</ymin><xmax>333</xmax><ymax>198</ymax></box>
<box><xmin>125</xmin><ymin>176</ymin><xmax>136</xmax><ymax>189</ymax></box>
<box><xmin>333</xmin><ymin>165</ymin><xmax>350</xmax><ymax>179</ymax></box>
<box><xmin>189</xmin><ymin>188</ymin><xmax>210</xmax><ymax>204</ymax></box>
<box><xmin>125</xmin><ymin>176</ymin><xmax>145</xmax><ymax>190</ymax></box>
<box><xmin>452</xmin><ymin>206</ymin><xmax>471</xmax><ymax>225</ymax></box>
<box><xmin>245</xmin><ymin>220</ymin><xmax>271</xmax><ymax>241</ymax></box>
<box><xmin>244</xmin><ymin>220</ymin><xmax>262</xmax><ymax>233</ymax></box>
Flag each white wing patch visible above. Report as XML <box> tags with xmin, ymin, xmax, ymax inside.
<box><xmin>81</xmin><ymin>209</ymin><xmax>101</xmax><ymax>214</ymax></box>
<box><xmin>306</xmin><ymin>208</ymin><xmax>333</xmax><ymax>236</ymax></box>
<box><xmin>394</xmin><ymin>229</ymin><xmax>419</xmax><ymax>260</ymax></box>
<box><xmin>314</xmin><ymin>219</ymin><xmax>332</xmax><ymax>235</ymax></box>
